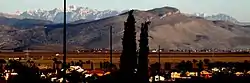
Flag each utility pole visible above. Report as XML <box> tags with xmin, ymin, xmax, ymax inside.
<box><xmin>109</xmin><ymin>26</ymin><xmax>113</xmax><ymax>65</ymax></box>
<box><xmin>158</xmin><ymin>45</ymin><xmax>161</xmax><ymax>68</ymax></box>
<box><xmin>63</xmin><ymin>0</ymin><xmax>67</xmax><ymax>82</ymax></box>
<box><xmin>153</xmin><ymin>45</ymin><xmax>161</xmax><ymax>82</ymax></box>
<box><xmin>158</xmin><ymin>45</ymin><xmax>161</xmax><ymax>81</ymax></box>
<box><xmin>212</xmin><ymin>48</ymin><xmax>215</xmax><ymax>62</ymax></box>
<box><xmin>25</xmin><ymin>48</ymin><xmax>29</xmax><ymax>60</ymax></box>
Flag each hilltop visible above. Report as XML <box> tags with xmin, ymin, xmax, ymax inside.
<box><xmin>0</xmin><ymin>6</ymin><xmax>250</xmax><ymax>51</ymax></box>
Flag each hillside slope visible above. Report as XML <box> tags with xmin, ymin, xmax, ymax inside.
<box><xmin>1</xmin><ymin>6</ymin><xmax>250</xmax><ymax>51</ymax></box>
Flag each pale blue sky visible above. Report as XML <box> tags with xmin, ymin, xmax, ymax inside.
<box><xmin>0</xmin><ymin>0</ymin><xmax>249</xmax><ymax>22</ymax></box>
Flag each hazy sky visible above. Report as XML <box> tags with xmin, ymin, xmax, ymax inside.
<box><xmin>0</xmin><ymin>0</ymin><xmax>249</xmax><ymax>22</ymax></box>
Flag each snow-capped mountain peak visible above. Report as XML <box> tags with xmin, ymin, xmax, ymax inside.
<box><xmin>193</xmin><ymin>13</ymin><xmax>208</xmax><ymax>17</ymax></box>
<box><xmin>190</xmin><ymin>13</ymin><xmax>239</xmax><ymax>23</ymax></box>
<box><xmin>15</xmin><ymin>5</ymin><xmax>123</xmax><ymax>23</ymax></box>
<box><xmin>2</xmin><ymin>6</ymin><xmax>241</xmax><ymax>24</ymax></box>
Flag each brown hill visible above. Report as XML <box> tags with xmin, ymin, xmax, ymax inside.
<box><xmin>1</xmin><ymin>6</ymin><xmax>250</xmax><ymax>51</ymax></box>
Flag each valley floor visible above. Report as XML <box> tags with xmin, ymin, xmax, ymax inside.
<box><xmin>1</xmin><ymin>52</ymin><xmax>250</xmax><ymax>69</ymax></box>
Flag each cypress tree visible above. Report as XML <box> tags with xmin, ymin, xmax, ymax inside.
<box><xmin>119</xmin><ymin>10</ymin><xmax>138</xmax><ymax>82</ymax></box>
<box><xmin>138</xmin><ymin>21</ymin><xmax>150</xmax><ymax>83</ymax></box>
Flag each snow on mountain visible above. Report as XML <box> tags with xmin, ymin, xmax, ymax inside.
<box><xmin>190</xmin><ymin>13</ymin><xmax>239</xmax><ymax>23</ymax></box>
<box><xmin>1</xmin><ymin>5</ymin><xmax>241</xmax><ymax>24</ymax></box>
<box><xmin>205</xmin><ymin>13</ymin><xmax>239</xmax><ymax>23</ymax></box>
<box><xmin>0</xmin><ymin>12</ymin><xmax>20</xmax><ymax>18</ymax></box>
<box><xmin>18</xmin><ymin>5</ymin><xmax>123</xmax><ymax>23</ymax></box>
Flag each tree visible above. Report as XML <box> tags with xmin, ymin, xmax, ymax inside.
<box><xmin>177</xmin><ymin>60</ymin><xmax>186</xmax><ymax>71</ymax></box>
<box><xmin>164</xmin><ymin>62</ymin><xmax>171</xmax><ymax>70</ymax></box>
<box><xmin>52</xmin><ymin>58</ymin><xmax>57</xmax><ymax>70</ymax></box>
<box><xmin>100</xmin><ymin>62</ymin><xmax>103</xmax><ymax>69</ymax></box>
<box><xmin>243</xmin><ymin>60</ymin><xmax>250</xmax><ymax>71</ymax></box>
<box><xmin>138</xmin><ymin>21</ymin><xmax>150</xmax><ymax>83</ymax></box>
<box><xmin>79</xmin><ymin>60</ymin><xmax>83</xmax><ymax>67</ymax></box>
<box><xmin>67</xmin><ymin>70</ymin><xmax>82</xmax><ymax>83</ymax></box>
<box><xmin>119</xmin><ymin>10</ymin><xmax>138</xmax><ymax>82</ymax></box>
<box><xmin>103</xmin><ymin>61</ymin><xmax>110</xmax><ymax>70</ymax></box>
<box><xmin>192</xmin><ymin>59</ymin><xmax>198</xmax><ymax>70</ymax></box>
<box><xmin>108</xmin><ymin>63</ymin><xmax>118</xmax><ymax>72</ymax></box>
<box><xmin>203</xmin><ymin>59</ymin><xmax>210</xmax><ymax>69</ymax></box>
<box><xmin>0</xmin><ymin>59</ymin><xmax>6</xmax><ymax>72</ymax></box>
<box><xmin>91</xmin><ymin>62</ymin><xmax>94</xmax><ymax>70</ymax></box>
<box><xmin>203</xmin><ymin>59</ymin><xmax>210</xmax><ymax>65</ymax></box>
<box><xmin>186</xmin><ymin>60</ymin><xmax>193</xmax><ymax>71</ymax></box>
<box><xmin>71</xmin><ymin>61</ymin><xmax>75</xmax><ymax>66</ymax></box>
<box><xmin>8</xmin><ymin>60</ymin><xmax>42</xmax><ymax>83</ymax></box>
<box><xmin>150</xmin><ymin>62</ymin><xmax>161</xmax><ymax>83</ymax></box>
<box><xmin>197</xmin><ymin>60</ymin><xmax>203</xmax><ymax>77</ymax></box>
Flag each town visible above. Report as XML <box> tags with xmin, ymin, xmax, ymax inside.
<box><xmin>0</xmin><ymin>50</ymin><xmax>250</xmax><ymax>82</ymax></box>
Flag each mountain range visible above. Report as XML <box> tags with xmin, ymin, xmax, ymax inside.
<box><xmin>0</xmin><ymin>5</ymin><xmax>243</xmax><ymax>24</ymax></box>
<box><xmin>0</xmin><ymin>6</ymin><xmax>250</xmax><ymax>51</ymax></box>
<box><xmin>189</xmin><ymin>13</ymin><xmax>239</xmax><ymax>24</ymax></box>
<box><xmin>1</xmin><ymin>5</ymin><xmax>126</xmax><ymax>23</ymax></box>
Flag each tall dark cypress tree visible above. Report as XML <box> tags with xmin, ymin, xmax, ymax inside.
<box><xmin>119</xmin><ymin>10</ymin><xmax>138</xmax><ymax>82</ymax></box>
<box><xmin>138</xmin><ymin>21</ymin><xmax>150</xmax><ymax>83</ymax></box>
